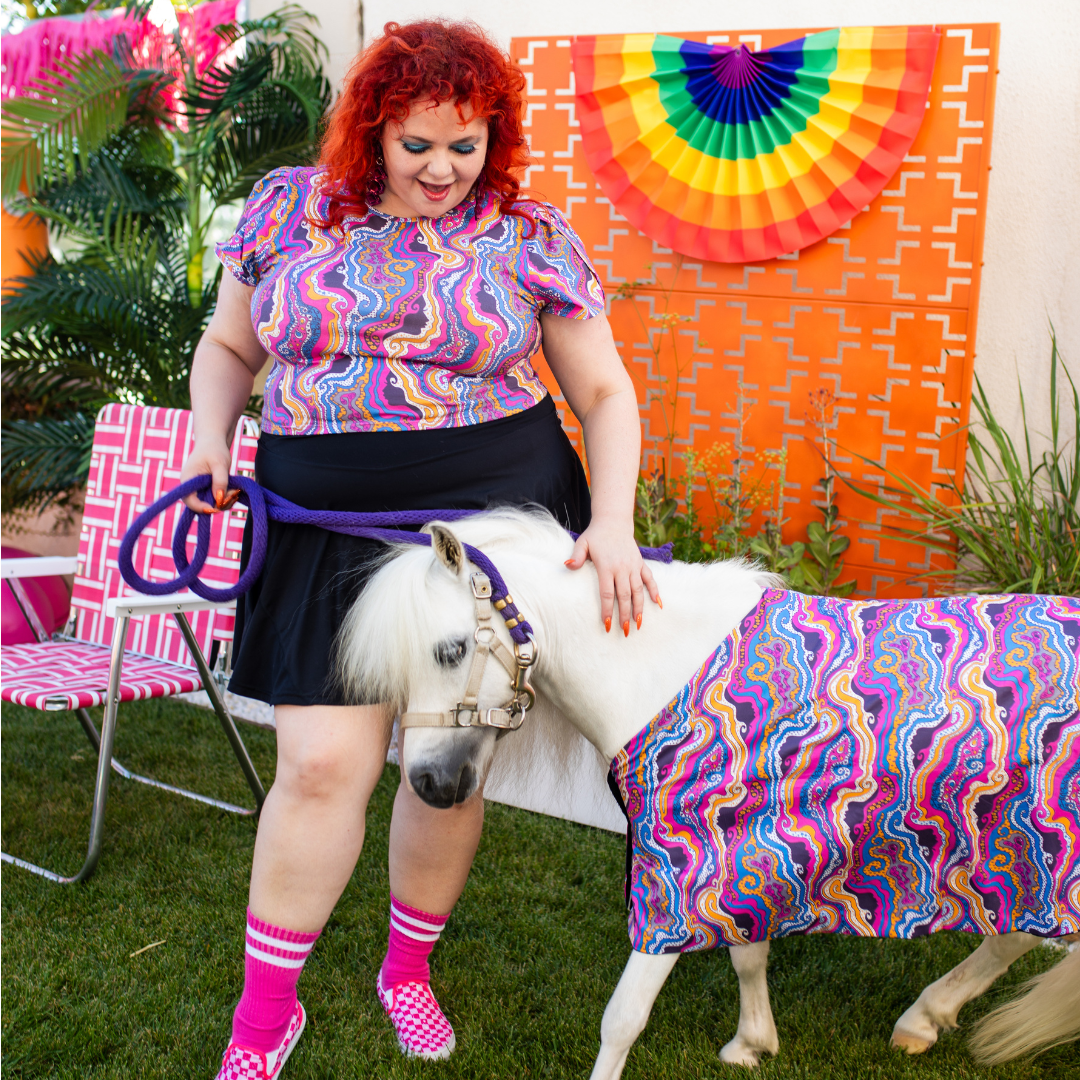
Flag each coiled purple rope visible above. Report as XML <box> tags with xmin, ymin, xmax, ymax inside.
<box><xmin>118</xmin><ymin>475</ymin><xmax>674</xmax><ymax>645</ymax></box>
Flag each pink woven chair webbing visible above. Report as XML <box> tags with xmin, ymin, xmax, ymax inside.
<box><xmin>1</xmin><ymin>641</ymin><xmax>203</xmax><ymax>711</ymax></box>
<box><xmin>71</xmin><ymin>404</ymin><xmax>257</xmax><ymax>668</ymax></box>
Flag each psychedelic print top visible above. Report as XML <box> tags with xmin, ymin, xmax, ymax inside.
<box><xmin>216</xmin><ymin>167</ymin><xmax>605</xmax><ymax>435</ymax></box>
<box><xmin>610</xmin><ymin>590</ymin><xmax>1080</xmax><ymax>953</ymax></box>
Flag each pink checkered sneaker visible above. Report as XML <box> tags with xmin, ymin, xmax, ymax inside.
<box><xmin>216</xmin><ymin>1001</ymin><xmax>306</xmax><ymax>1079</ymax></box>
<box><xmin>378</xmin><ymin>975</ymin><xmax>456</xmax><ymax>1060</ymax></box>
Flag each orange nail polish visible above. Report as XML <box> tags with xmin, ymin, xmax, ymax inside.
<box><xmin>636</xmin><ymin>614</ymin><xmax>642</xmax><ymax>630</ymax></box>
<box><xmin>658</xmin><ymin>596</ymin><xmax>664</xmax><ymax>609</ymax></box>
<box><xmin>564</xmin><ymin>559</ymin><xmax>574</xmax><ymax>567</ymax></box>
<box><xmin>622</xmin><ymin>620</ymin><xmax>630</xmax><ymax>637</ymax></box>
<box><xmin>214</xmin><ymin>489</ymin><xmax>224</xmax><ymax>508</ymax></box>
<box><xmin>604</xmin><ymin>616</ymin><xmax>612</xmax><ymax>633</ymax></box>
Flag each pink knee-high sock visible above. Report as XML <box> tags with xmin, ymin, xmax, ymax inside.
<box><xmin>380</xmin><ymin>893</ymin><xmax>449</xmax><ymax>987</ymax></box>
<box><xmin>232</xmin><ymin>909</ymin><xmax>320</xmax><ymax>1052</ymax></box>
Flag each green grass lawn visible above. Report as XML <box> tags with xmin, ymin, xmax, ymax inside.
<box><xmin>2</xmin><ymin>697</ymin><xmax>1077</xmax><ymax>1079</ymax></box>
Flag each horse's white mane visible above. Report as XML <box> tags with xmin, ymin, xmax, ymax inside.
<box><xmin>336</xmin><ymin>506</ymin><xmax>573</xmax><ymax>708</ymax></box>
<box><xmin>336</xmin><ymin>504</ymin><xmax>778</xmax><ymax>802</ymax></box>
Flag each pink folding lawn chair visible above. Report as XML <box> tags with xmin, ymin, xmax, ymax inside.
<box><xmin>0</xmin><ymin>404</ymin><xmax>266</xmax><ymax>883</ymax></box>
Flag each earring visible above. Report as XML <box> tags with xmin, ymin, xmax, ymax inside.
<box><xmin>366</xmin><ymin>153</ymin><xmax>386</xmax><ymax>205</ymax></box>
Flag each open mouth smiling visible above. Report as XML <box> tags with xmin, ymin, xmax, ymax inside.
<box><xmin>419</xmin><ymin>180</ymin><xmax>452</xmax><ymax>201</ymax></box>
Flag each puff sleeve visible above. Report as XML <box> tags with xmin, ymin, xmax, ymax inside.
<box><xmin>524</xmin><ymin>204</ymin><xmax>605</xmax><ymax>319</ymax></box>
<box><xmin>215</xmin><ymin>166</ymin><xmax>300</xmax><ymax>287</ymax></box>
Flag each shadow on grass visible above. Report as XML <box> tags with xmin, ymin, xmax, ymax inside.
<box><xmin>2</xmin><ymin>698</ymin><xmax>1077</xmax><ymax>1079</ymax></box>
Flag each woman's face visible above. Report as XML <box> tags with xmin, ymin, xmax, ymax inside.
<box><xmin>377</xmin><ymin>99</ymin><xmax>489</xmax><ymax>218</ymax></box>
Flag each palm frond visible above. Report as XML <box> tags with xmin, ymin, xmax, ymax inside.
<box><xmin>215</xmin><ymin>4</ymin><xmax>327</xmax><ymax>72</ymax></box>
<box><xmin>1</xmin><ymin>50</ymin><xmax>134</xmax><ymax>197</ymax></box>
<box><xmin>205</xmin><ymin>101</ymin><xmax>323</xmax><ymax>204</ymax></box>
<box><xmin>19</xmin><ymin>150</ymin><xmax>185</xmax><ymax>248</ymax></box>
<box><xmin>0</xmin><ymin>412</ymin><xmax>95</xmax><ymax>508</ymax></box>
<box><xmin>183</xmin><ymin>47</ymin><xmax>275</xmax><ymax>126</ymax></box>
<box><xmin>3</xmin><ymin>209</ymin><xmax>164</xmax><ymax>335</ymax></box>
<box><xmin>3</xmin><ymin>3</ymin><xmax>331</xmax><ymax>499</ymax></box>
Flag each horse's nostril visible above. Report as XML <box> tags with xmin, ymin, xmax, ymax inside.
<box><xmin>454</xmin><ymin>764</ymin><xmax>475</xmax><ymax>804</ymax></box>
<box><xmin>410</xmin><ymin>769</ymin><xmax>457</xmax><ymax>810</ymax></box>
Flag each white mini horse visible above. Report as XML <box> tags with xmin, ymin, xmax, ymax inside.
<box><xmin>338</xmin><ymin>508</ymin><xmax>1080</xmax><ymax>1074</ymax></box>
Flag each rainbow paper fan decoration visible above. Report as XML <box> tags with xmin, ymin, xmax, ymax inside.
<box><xmin>572</xmin><ymin>27</ymin><xmax>940</xmax><ymax>263</ymax></box>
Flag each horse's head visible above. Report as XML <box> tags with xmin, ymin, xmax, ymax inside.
<box><xmin>337</xmin><ymin>520</ymin><xmax>535</xmax><ymax>809</ymax></box>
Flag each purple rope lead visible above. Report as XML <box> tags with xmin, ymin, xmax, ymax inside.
<box><xmin>118</xmin><ymin>475</ymin><xmax>674</xmax><ymax>646</ymax></box>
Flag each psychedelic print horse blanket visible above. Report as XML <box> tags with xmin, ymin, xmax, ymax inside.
<box><xmin>610</xmin><ymin>590</ymin><xmax>1080</xmax><ymax>953</ymax></box>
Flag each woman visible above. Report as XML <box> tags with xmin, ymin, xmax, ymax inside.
<box><xmin>182</xmin><ymin>20</ymin><xmax>657</xmax><ymax>1078</ymax></box>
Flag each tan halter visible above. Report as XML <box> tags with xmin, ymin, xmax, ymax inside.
<box><xmin>400</xmin><ymin>571</ymin><xmax>537</xmax><ymax>732</ymax></box>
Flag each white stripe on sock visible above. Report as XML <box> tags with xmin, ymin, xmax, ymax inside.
<box><xmin>389</xmin><ymin>904</ymin><xmax>446</xmax><ymax>934</ymax></box>
<box><xmin>246</xmin><ymin>925</ymin><xmax>316</xmax><ymax>953</ymax></box>
<box><xmin>390</xmin><ymin>916</ymin><xmax>442</xmax><ymax>942</ymax></box>
<box><xmin>246</xmin><ymin>943</ymin><xmax>309</xmax><ymax>969</ymax></box>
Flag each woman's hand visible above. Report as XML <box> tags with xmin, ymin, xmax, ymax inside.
<box><xmin>180</xmin><ymin>435</ymin><xmax>238</xmax><ymax>514</ymax></box>
<box><xmin>565</xmin><ymin>516</ymin><xmax>661</xmax><ymax>635</ymax></box>
<box><xmin>182</xmin><ymin>273</ymin><xmax>266</xmax><ymax>514</ymax></box>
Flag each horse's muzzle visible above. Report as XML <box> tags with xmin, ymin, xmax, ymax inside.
<box><xmin>406</xmin><ymin>729</ymin><xmax>488</xmax><ymax>808</ymax></box>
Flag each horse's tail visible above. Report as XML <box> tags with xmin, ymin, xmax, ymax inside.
<box><xmin>969</xmin><ymin>943</ymin><xmax>1080</xmax><ymax>1064</ymax></box>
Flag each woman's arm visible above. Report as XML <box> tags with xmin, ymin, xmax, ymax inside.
<box><xmin>180</xmin><ymin>271</ymin><xmax>268</xmax><ymax>513</ymax></box>
<box><xmin>540</xmin><ymin>310</ymin><xmax>660</xmax><ymax>634</ymax></box>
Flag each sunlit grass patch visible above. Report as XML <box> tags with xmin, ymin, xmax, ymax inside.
<box><xmin>2</xmin><ymin>698</ymin><xmax>1076</xmax><ymax>1079</ymax></box>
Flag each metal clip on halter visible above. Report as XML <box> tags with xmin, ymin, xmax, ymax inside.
<box><xmin>400</xmin><ymin>571</ymin><xmax>537</xmax><ymax>733</ymax></box>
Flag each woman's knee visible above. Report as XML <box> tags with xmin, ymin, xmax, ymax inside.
<box><xmin>276</xmin><ymin>745</ymin><xmax>358</xmax><ymax>801</ymax></box>
<box><xmin>274</xmin><ymin>704</ymin><xmax>390</xmax><ymax>802</ymax></box>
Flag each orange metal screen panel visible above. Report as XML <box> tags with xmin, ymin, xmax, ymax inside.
<box><xmin>514</xmin><ymin>26</ymin><xmax>999</xmax><ymax>598</ymax></box>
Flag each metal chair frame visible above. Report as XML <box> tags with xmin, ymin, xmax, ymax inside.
<box><xmin>1</xmin><ymin>575</ymin><xmax>267</xmax><ymax>884</ymax></box>
<box><xmin>0</xmin><ymin>406</ymin><xmax>268</xmax><ymax>884</ymax></box>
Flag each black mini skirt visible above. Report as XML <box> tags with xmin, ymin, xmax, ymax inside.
<box><xmin>228</xmin><ymin>395</ymin><xmax>590</xmax><ymax>706</ymax></box>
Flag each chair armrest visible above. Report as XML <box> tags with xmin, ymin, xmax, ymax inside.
<box><xmin>106</xmin><ymin>592</ymin><xmax>236</xmax><ymax>618</ymax></box>
<box><xmin>0</xmin><ymin>556</ymin><xmax>79</xmax><ymax>579</ymax></box>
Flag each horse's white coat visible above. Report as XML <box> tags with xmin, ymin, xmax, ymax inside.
<box><xmin>339</xmin><ymin>508</ymin><xmax>772</xmax><ymax>758</ymax></box>
<box><xmin>338</xmin><ymin>509</ymin><xmax>1078</xmax><ymax>1071</ymax></box>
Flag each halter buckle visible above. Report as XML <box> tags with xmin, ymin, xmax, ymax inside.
<box><xmin>453</xmin><ymin>705</ymin><xmax>478</xmax><ymax>727</ymax></box>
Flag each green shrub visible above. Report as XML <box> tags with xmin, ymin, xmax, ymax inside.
<box><xmin>847</xmin><ymin>333</ymin><xmax>1078</xmax><ymax>595</ymax></box>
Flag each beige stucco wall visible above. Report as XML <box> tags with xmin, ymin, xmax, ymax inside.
<box><xmin>302</xmin><ymin>0</ymin><xmax>1079</xmax><ymax>457</ymax></box>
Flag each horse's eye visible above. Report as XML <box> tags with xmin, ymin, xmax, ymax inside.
<box><xmin>434</xmin><ymin>637</ymin><xmax>468</xmax><ymax>667</ymax></box>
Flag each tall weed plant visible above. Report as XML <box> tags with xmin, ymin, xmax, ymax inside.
<box><xmin>848</xmin><ymin>333</ymin><xmax>1079</xmax><ymax>595</ymax></box>
<box><xmin>634</xmin><ymin>385</ymin><xmax>856</xmax><ymax>596</ymax></box>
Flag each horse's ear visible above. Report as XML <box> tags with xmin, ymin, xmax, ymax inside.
<box><xmin>429</xmin><ymin>524</ymin><xmax>466</xmax><ymax>576</ymax></box>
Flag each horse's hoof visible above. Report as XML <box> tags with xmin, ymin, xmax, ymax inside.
<box><xmin>719</xmin><ymin>1038</ymin><xmax>766</xmax><ymax>1067</ymax></box>
<box><xmin>890</xmin><ymin>1028</ymin><xmax>935</xmax><ymax>1055</ymax></box>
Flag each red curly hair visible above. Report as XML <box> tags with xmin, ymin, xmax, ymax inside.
<box><xmin>317</xmin><ymin>20</ymin><xmax>532</xmax><ymax>227</ymax></box>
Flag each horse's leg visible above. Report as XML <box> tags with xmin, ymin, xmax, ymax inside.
<box><xmin>891</xmin><ymin>931</ymin><xmax>1041</xmax><ymax>1053</ymax></box>
<box><xmin>589</xmin><ymin>950</ymin><xmax>680</xmax><ymax>1080</ymax></box>
<box><xmin>719</xmin><ymin>940</ymin><xmax>779</xmax><ymax>1067</ymax></box>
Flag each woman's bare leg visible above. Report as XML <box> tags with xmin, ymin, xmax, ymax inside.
<box><xmin>387</xmin><ymin>780</ymin><xmax>485</xmax><ymax>915</ymax></box>
<box><xmin>249</xmin><ymin>703</ymin><xmax>392</xmax><ymax>931</ymax></box>
<box><xmin>376</xmin><ymin>729</ymin><xmax>486</xmax><ymax>1060</ymax></box>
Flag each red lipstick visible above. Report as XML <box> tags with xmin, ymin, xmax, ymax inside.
<box><xmin>419</xmin><ymin>180</ymin><xmax>451</xmax><ymax>202</ymax></box>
